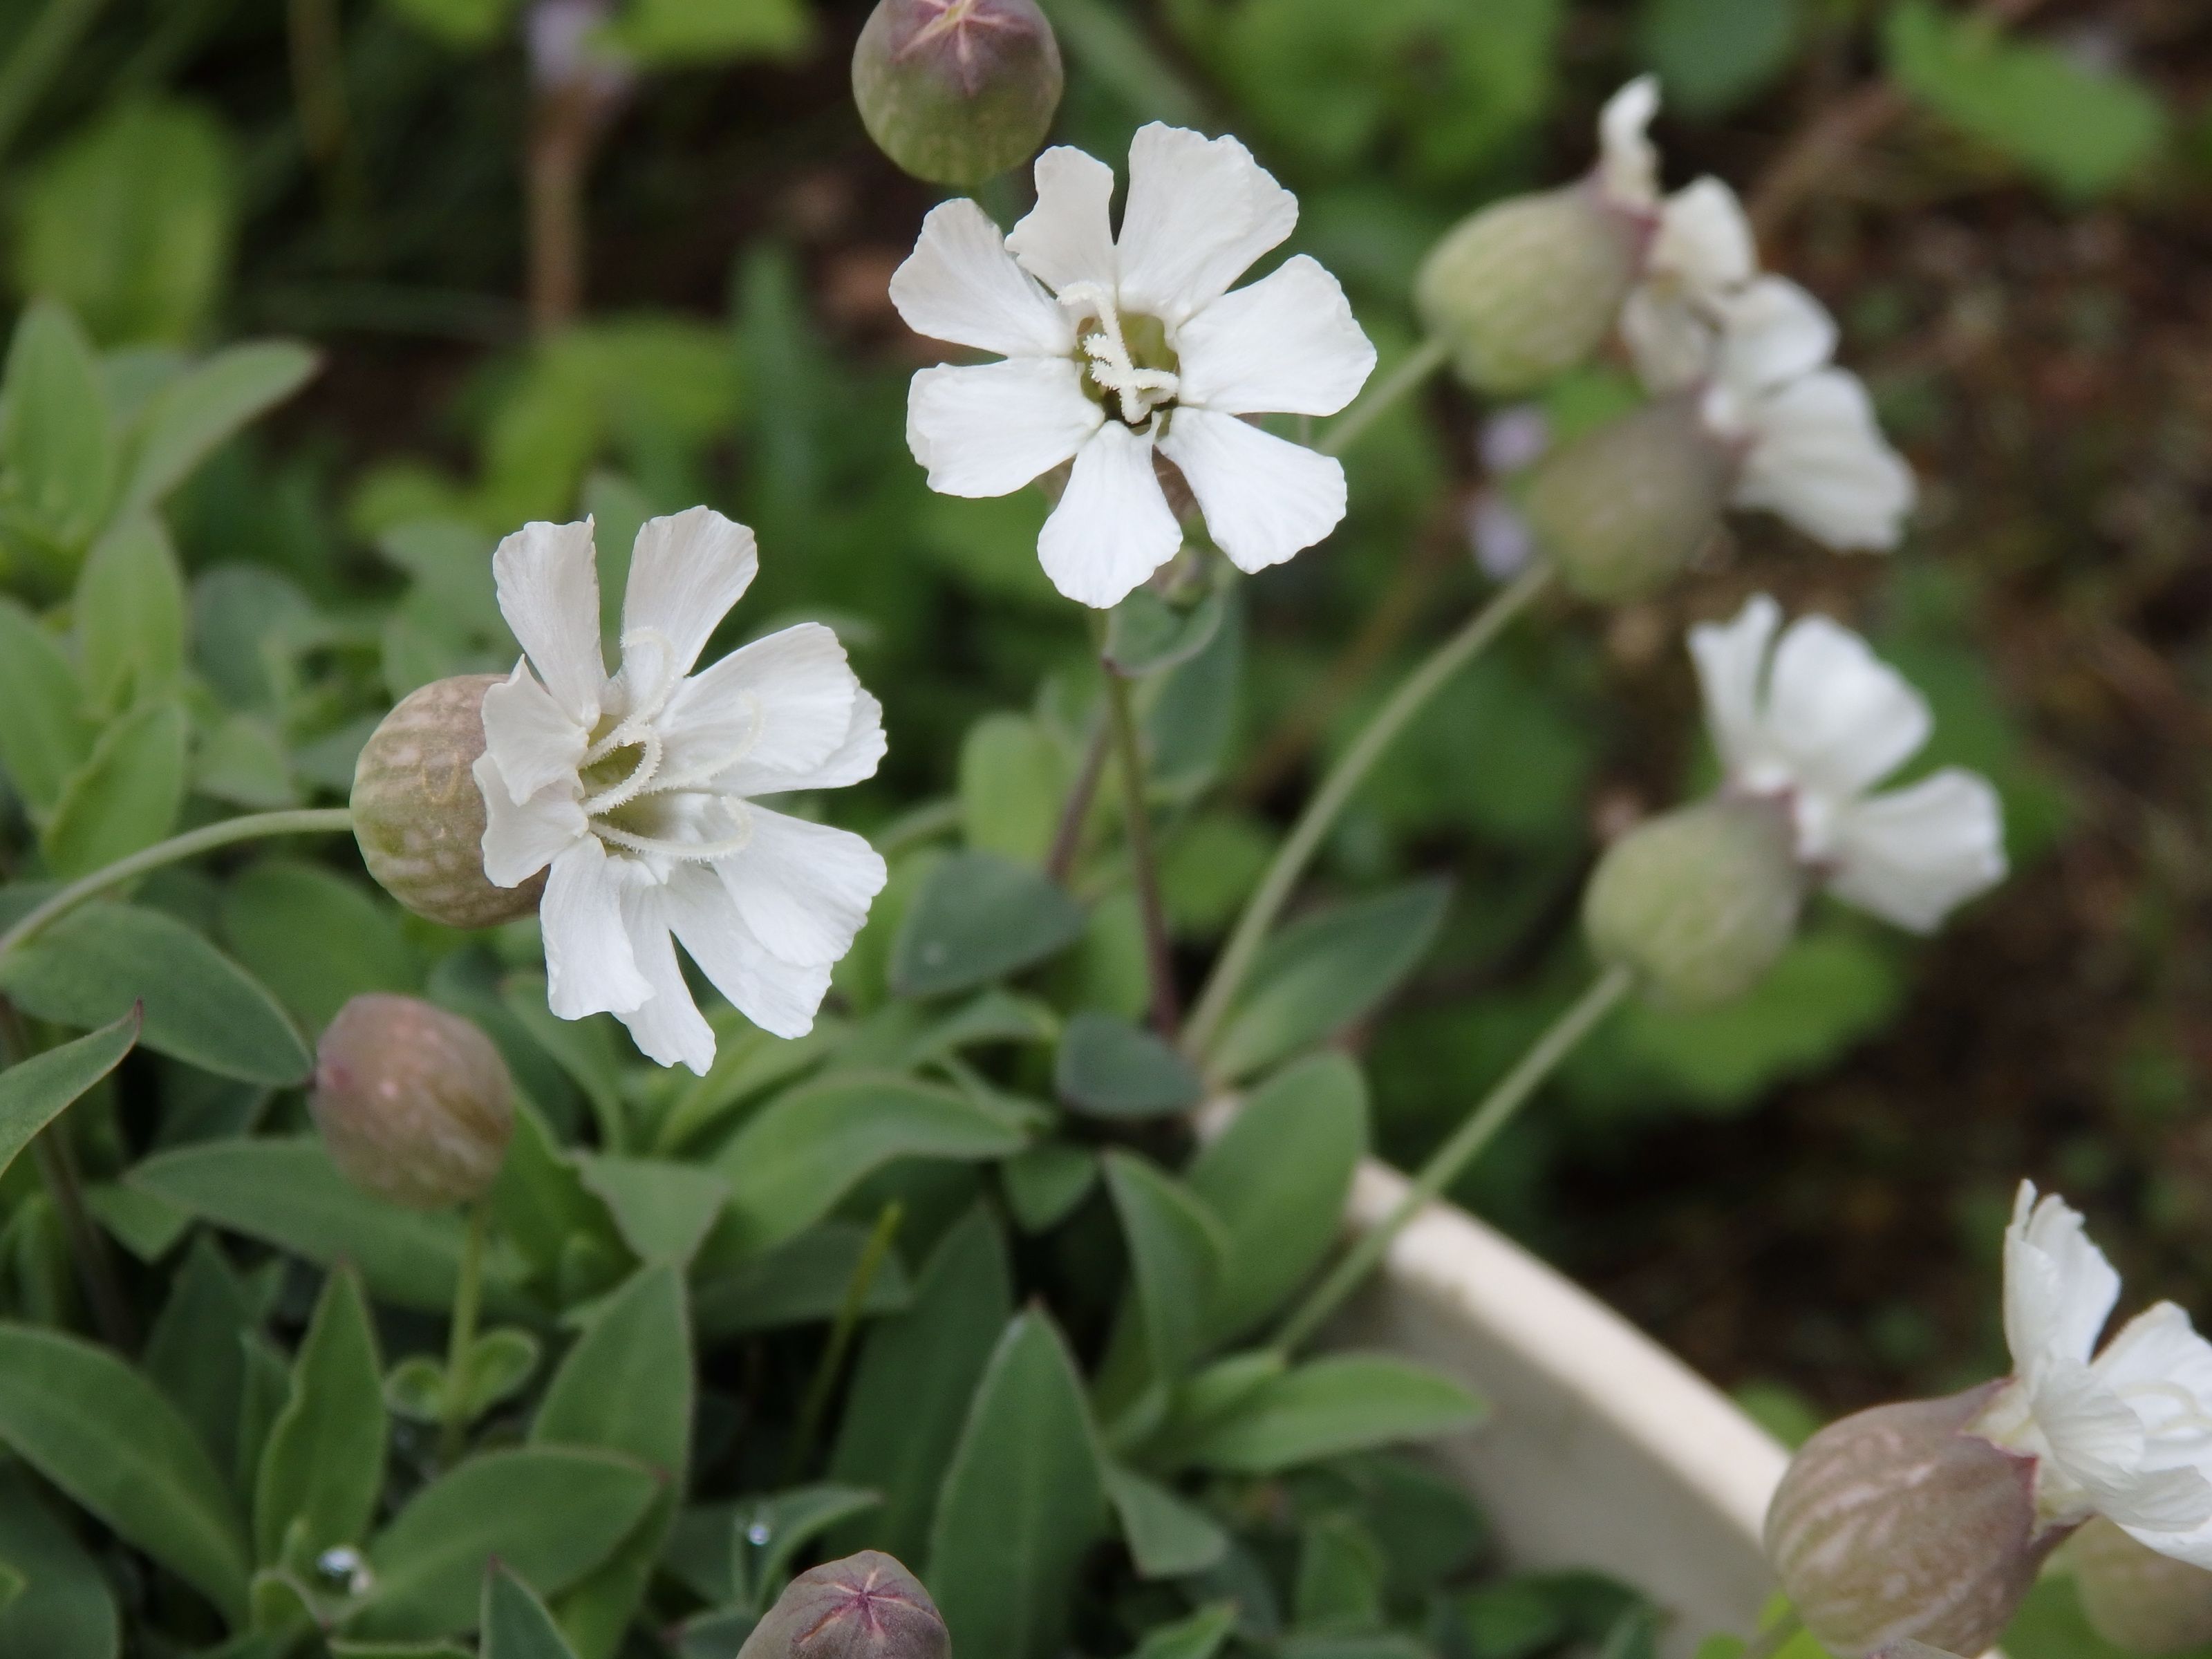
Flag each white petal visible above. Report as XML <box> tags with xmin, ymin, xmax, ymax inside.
<box><xmin>619</xmin><ymin>507</ymin><xmax>758</xmax><ymax>686</ymax></box>
<box><xmin>1115</xmin><ymin>124</ymin><xmax>1297</xmax><ymax>325</ymax></box>
<box><xmin>906</xmin><ymin>358</ymin><xmax>1103</xmax><ymax>498</ymax></box>
<box><xmin>1173</xmin><ymin>256</ymin><xmax>1376</xmax><ymax>418</ymax></box>
<box><xmin>612</xmin><ymin>880</ymin><xmax>718</xmax><ymax>1074</ymax></box>
<box><xmin>1713</xmin><ymin>276</ymin><xmax>1837</xmax><ymax>395</ymax></box>
<box><xmin>1596</xmin><ymin>76</ymin><xmax>1660</xmax><ymax>207</ymax></box>
<box><xmin>542</xmin><ymin>838</ymin><xmax>651</xmax><ymax>1018</ymax></box>
<box><xmin>493</xmin><ymin>518</ymin><xmax>606</xmax><ymax>726</ymax></box>
<box><xmin>889</xmin><ymin>198</ymin><xmax>1074</xmax><ymax>358</ymax></box>
<box><xmin>2005</xmin><ymin>1182</ymin><xmax>2122</xmax><ymax>1376</ymax></box>
<box><xmin>1037</xmin><ymin>423</ymin><xmax>1183</xmax><ymax>609</ymax></box>
<box><xmin>1009</xmin><ymin>145</ymin><xmax>1118</xmax><ymax>294</ymax></box>
<box><xmin>1763</xmin><ymin>613</ymin><xmax>1931</xmax><ymax>800</ymax></box>
<box><xmin>1157</xmin><ymin>406</ymin><xmax>1345</xmax><ymax>576</ymax></box>
<box><xmin>663</xmin><ymin>864</ymin><xmax>834</xmax><ymax>1040</ymax></box>
<box><xmin>1649</xmin><ymin>177</ymin><xmax>1753</xmax><ymax>294</ymax></box>
<box><xmin>717</xmin><ymin>807</ymin><xmax>887</xmax><ymax>966</ymax></box>
<box><xmin>1621</xmin><ymin>288</ymin><xmax>1715</xmax><ymax>395</ymax></box>
<box><xmin>659</xmin><ymin>621</ymin><xmax>861</xmax><ymax>790</ymax></box>
<box><xmin>480</xmin><ymin>662</ymin><xmax>586</xmax><ymax>805</ymax></box>
<box><xmin>473</xmin><ymin>753</ymin><xmax>583</xmax><ymax>886</ymax></box>
<box><xmin>733</xmin><ymin>688</ymin><xmax>886</xmax><ymax>797</ymax></box>
<box><xmin>1687</xmin><ymin>594</ymin><xmax>1782</xmax><ymax>780</ymax></box>
<box><xmin>1826</xmin><ymin>768</ymin><xmax>2006</xmax><ymax>932</ymax></box>
<box><xmin>1734</xmin><ymin>368</ymin><xmax>1917</xmax><ymax>550</ymax></box>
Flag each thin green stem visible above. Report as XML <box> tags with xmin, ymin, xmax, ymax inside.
<box><xmin>1098</xmin><ymin>630</ymin><xmax>1180</xmax><ymax>1038</ymax></box>
<box><xmin>1044</xmin><ymin>718</ymin><xmax>1112</xmax><ymax>885</ymax></box>
<box><xmin>1184</xmin><ymin>565</ymin><xmax>1553</xmax><ymax>1060</ymax></box>
<box><xmin>0</xmin><ymin>0</ymin><xmax>113</xmax><ymax>166</ymax></box>
<box><xmin>0</xmin><ymin>807</ymin><xmax>355</xmax><ymax>964</ymax></box>
<box><xmin>1320</xmin><ymin>336</ymin><xmax>1450</xmax><ymax>458</ymax></box>
<box><xmin>1741</xmin><ymin>1609</ymin><xmax>1804</xmax><ymax>1659</ymax></box>
<box><xmin>1273</xmin><ymin>964</ymin><xmax>1633</xmax><ymax>1353</ymax></box>
<box><xmin>785</xmin><ymin>1201</ymin><xmax>903</xmax><ymax>1482</ymax></box>
<box><xmin>874</xmin><ymin>798</ymin><xmax>959</xmax><ymax>860</ymax></box>
<box><xmin>439</xmin><ymin>1198</ymin><xmax>490</xmax><ymax>1468</ymax></box>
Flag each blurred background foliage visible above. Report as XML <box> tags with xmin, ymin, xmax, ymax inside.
<box><xmin>0</xmin><ymin>0</ymin><xmax>2208</xmax><ymax>1441</ymax></box>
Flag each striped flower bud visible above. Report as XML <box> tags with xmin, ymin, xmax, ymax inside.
<box><xmin>853</xmin><ymin>0</ymin><xmax>1064</xmax><ymax>187</ymax></box>
<box><xmin>1519</xmin><ymin>397</ymin><xmax>1732</xmax><ymax>603</ymax></box>
<box><xmin>738</xmin><ymin>1551</ymin><xmax>949</xmax><ymax>1659</ymax></box>
<box><xmin>311</xmin><ymin>995</ymin><xmax>515</xmax><ymax>1210</ymax></box>
<box><xmin>2069</xmin><ymin>1517</ymin><xmax>2212</xmax><ymax>1654</ymax></box>
<box><xmin>352</xmin><ymin>674</ymin><xmax>545</xmax><ymax>929</ymax></box>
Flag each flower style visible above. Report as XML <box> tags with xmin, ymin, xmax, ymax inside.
<box><xmin>1974</xmin><ymin>1183</ymin><xmax>2212</xmax><ymax>1568</ymax></box>
<box><xmin>474</xmin><ymin>507</ymin><xmax>888</xmax><ymax>1074</ymax></box>
<box><xmin>891</xmin><ymin>123</ymin><xmax>1377</xmax><ymax>608</ymax></box>
<box><xmin>1688</xmin><ymin>594</ymin><xmax>2004</xmax><ymax>932</ymax></box>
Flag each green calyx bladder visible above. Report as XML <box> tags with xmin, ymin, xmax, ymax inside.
<box><xmin>1521</xmin><ymin>397</ymin><xmax>1734</xmax><ymax>606</ymax></box>
<box><xmin>852</xmin><ymin>0</ymin><xmax>1065</xmax><ymax>187</ymax></box>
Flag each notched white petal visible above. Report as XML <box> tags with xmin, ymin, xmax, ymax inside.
<box><xmin>906</xmin><ymin>358</ymin><xmax>1103</xmax><ymax>498</ymax></box>
<box><xmin>621</xmin><ymin>507</ymin><xmax>759</xmax><ymax>685</ymax></box>
<box><xmin>613</xmin><ymin>881</ymin><xmax>718</xmax><ymax>1075</ymax></box>
<box><xmin>1764</xmin><ymin>613</ymin><xmax>1933</xmax><ymax>800</ymax></box>
<box><xmin>1596</xmin><ymin>75</ymin><xmax>1661</xmax><ymax>208</ymax></box>
<box><xmin>664</xmin><ymin>865</ymin><xmax>834</xmax><ymax>1040</ymax></box>
<box><xmin>493</xmin><ymin>518</ymin><xmax>608</xmax><ymax>726</ymax></box>
<box><xmin>1157</xmin><ymin>407</ymin><xmax>1346</xmax><ymax>575</ymax></box>
<box><xmin>890</xmin><ymin>198</ymin><xmax>1075</xmax><ymax>359</ymax></box>
<box><xmin>1116</xmin><ymin>124</ymin><xmax>1297</xmax><ymax>324</ymax></box>
<box><xmin>1686</xmin><ymin>593</ymin><xmax>1783</xmax><ymax>780</ymax></box>
<box><xmin>1036</xmin><ymin>423</ymin><xmax>1182</xmax><ymax>609</ymax></box>
<box><xmin>1174</xmin><ymin>255</ymin><xmax>1376</xmax><ymax>418</ymax></box>
<box><xmin>1734</xmin><ymin>368</ymin><xmax>1917</xmax><ymax>551</ymax></box>
<box><xmin>716</xmin><ymin>807</ymin><xmax>888</xmax><ymax>967</ymax></box>
<box><xmin>480</xmin><ymin>662</ymin><xmax>587</xmax><ymax>804</ymax></box>
<box><xmin>661</xmin><ymin>621</ymin><xmax>859</xmax><ymax>787</ymax></box>
<box><xmin>1009</xmin><ymin>145</ymin><xmax>1119</xmax><ymax>294</ymax></box>
<box><xmin>1827</xmin><ymin>768</ymin><xmax>2006</xmax><ymax>932</ymax></box>
<box><xmin>542</xmin><ymin>838</ymin><xmax>652</xmax><ymax>1018</ymax></box>
<box><xmin>474</xmin><ymin>753</ymin><xmax>583</xmax><ymax>886</ymax></box>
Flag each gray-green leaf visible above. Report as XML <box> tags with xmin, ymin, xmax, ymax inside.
<box><xmin>0</xmin><ymin>1008</ymin><xmax>138</xmax><ymax>1184</ymax></box>
<box><xmin>0</xmin><ymin>1462</ymin><xmax>120</xmax><ymax>1658</ymax></box>
<box><xmin>254</xmin><ymin>1266</ymin><xmax>386</xmax><ymax>1564</ymax></box>
<box><xmin>1104</xmin><ymin>1464</ymin><xmax>1228</xmax><ymax>1578</ymax></box>
<box><xmin>890</xmin><ymin>852</ymin><xmax>1086</xmax><ymax>998</ymax></box>
<box><xmin>1056</xmin><ymin>1013</ymin><xmax>1202</xmax><ymax>1119</ymax></box>
<box><xmin>39</xmin><ymin>700</ymin><xmax>189</xmax><ymax>881</ymax></box>
<box><xmin>482</xmin><ymin>1562</ymin><xmax>580</xmax><ymax>1659</ymax></box>
<box><xmin>1105</xmin><ymin>1152</ymin><xmax>1226</xmax><ymax>1382</ymax></box>
<box><xmin>1179</xmin><ymin>1354</ymin><xmax>1484</xmax><ymax>1475</ymax></box>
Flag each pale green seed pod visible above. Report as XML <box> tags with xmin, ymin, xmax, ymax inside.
<box><xmin>312</xmin><ymin>994</ymin><xmax>514</xmax><ymax>1210</ymax></box>
<box><xmin>353</xmin><ymin>673</ymin><xmax>543</xmax><ymax>929</ymax></box>
<box><xmin>1414</xmin><ymin>185</ymin><xmax>1646</xmax><ymax>397</ymax></box>
<box><xmin>1583</xmin><ymin>796</ymin><xmax>1803</xmax><ymax>1010</ymax></box>
<box><xmin>1521</xmin><ymin>399</ymin><xmax>1734</xmax><ymax>604</ymax></box>
<box><xmin>853</xmin><ymin>0</ymin><xmax>1063</xmax><ymax>187</ymax></box>
<box><xmin>738</xmin><ymin>1551</ymin><xmax>949</xmax><ymax>1659</ymax></box>
<box><xmin>1767</xmin><ymin>1384</ymin><xmax>2058</xmax><ymax>1658</ymax></box>
<box><xmin>2069</xmin><ymin>1517</ymin><xmax>2212</xmax><ymax>1654</ymax></box>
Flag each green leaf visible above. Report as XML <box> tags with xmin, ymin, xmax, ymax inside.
<box><xmin>830</xmin><ymin>1205</ymin><xmax>1013</xmax><ymax>1564</ymax></box>
<box><xmin>691</xmin><ymin>1221</ymin><xmax>912</xmax><ymax>1340</ymax></box>
<box><xmin>502</xmin><ymin>977</ymin><xmax>628</xmax><ymax>1151</ymax></box>
<box><xmin>74</xmin><ymin>517</ymin><xmax>185</xmax><ymax>715</ymax></box>
<box><xmin>1125</xmin><ymin>1602</ymin><xmax>1237</xmax><ymax>1659</ymax></box>
<box><xmin>715</xmin><ymin>1074</ymin><xmax>1027</xmax><ymax>1257</ymax></box>
<box><xmin>39</xmin><ymin>700</ymin><xmax>189</xmax><ymax>879</ymax></box>
<box><xmin>1056</xmin><ymin>1013</ymin><xmax>1202</xmax><ymax>1119</ymax></box>
<box><xmin>0</xmin><ymin>1462</ymin><xmax>120</xmax><ymax>1658</ymax></box>
<box><xmin>574</xmin><ymin>1154</ymin><xmax>729</xmax><ymax>1265</ymax></box>
<box><xmin>0</xmin><ymin>301</ymin><xmax>114</xmax><ymax>550</ymax></box>
<box><xmin>348</xmin><ymin>1448</ymin><xmax>660</xmax><ymax>1641</ymax></box>
<box><xmin>1104</xmin><ymin>587</ymin><xmax>1226</xmax><ymax>677</ymax></box>
<box><xmin>129</xmin><ymin>1138</ymin><xmax>471</xmax><ymax>1312</ymax></box>
<box><xmin>890</xmin><ymin>852</ymin><xmax>1087</xmax><ymax>998</ymax></box>
<box><xmin>1887</xmin><ymin>0</ymin><xmax>2171</xmax><ymax>198</ymax></box>
<box><xmin>0</xmin><ymin>599</ymin><xmax>93</xmax><ymax>815</ymax></box>
<box><xmin>331</xmin><ymin>1643</ymin><xmax>474</xmax><ymax>1659</ymax></box>
<box><xmin>1000</xmin><ymin>1141</ymin><xmax>1098</xmax><ymax>1234</ymax></box>
<box><xmin>1105</xmin><ymin>1463</ymin><xmax>1228</xmax><ymax>1577</ymax></box>
<box><xmin>927</xmin><ymin>1312</ymin><xmax>1108</xmax><ymax>1659</ymax></box>
<box><xmin>728</xmin><ymin>1485</ymin><xmax>883</xmax><ymax>1611</ymax></box>
<box><xmin>1180</xmin><ymin>1354</ymin><xmax>1484</xmax><ymax>1475</ymax></box>
<box><xmin>0</xmin><ymin>1323</ymin><xmax>251</xmax><ymax>1622</ymax></box>
<box><xmin>458</xmin><ymin>1329</ymin><xmax>541</xmax><ymax>1417</ymax></box>
<box><xmin>602</xmin><ymin>0</ymin><xmax>813</xmax><ymax>64</ymax></box>
<box><xmin>383</xmin><ymin>1358</ymin><xmax>447</xmax><ymax>1425</ymax></box>
<box><xmin>222</xmin><ymin>863</ymin><xmax>419</xmax><ymax>1033</ymax></box>
<box><xmin>1295</xmin><ymin>1512</ymin><xmax>1385</xmax><ymax>1630</ymax></box>
<box><xmin>1636</xmin><ymin>0</ymin><xmax>1802</xmax><ymax>117</ymax></box>
<box><xmin>1210</xmin><ymin>881</ymin><xmax>1450</xmax><ymax>1081</ymax></box>
<box><xmin>0</xmin><ymin>1008</ymin><xmax>139</xmax><ymax>1184</ymax></box>
<box><xmin>650</xmin><ymin>1020</ymin><xmax>830</xmax><ymax>1155</ymax></box>
<box><xmin>144</xmin><ymin>1235</ymin><xmax>261</xmax><ymax>1487</ymax></box>
<box><xmin>0</xmin><ymin>903</ymin><xmax>309</xmax><ymax>1085</ymax></box>
<box><xmin>1185</xmin><ymin>1053</ymin><xmax>1367</xmax><ymax>1342</ymax></box>
<box><xmin>1105</xmin><ymin>1152</ymin><xmax>1226</xmax><ymax>1380</ymax></box>
<box><xmin>254</xmin><ymin>1266</ymin><xmax>386</xmax><ymax>1564</ymax></box>
<box><xmin>381</xmin><ymin>0</ymin><xmax>515</xmax><ymax>46</ymax></box>
<box><xmin>117</xmin><ymin>342</ymin><xmax>317</xmax><ymax>519</ymax></box>
<box><xmin>957</xmin><ymin>714</ymin><xmax>1067</xmax><ymax>865</ymax></box>
<box><xmin>482</xmin><ymin>1564</ymin><xmax>580</xmax><ymax>1659</ymax></box>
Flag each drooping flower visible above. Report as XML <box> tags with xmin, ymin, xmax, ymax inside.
<box><xmin>473</xmin><ymin>507</ymin><xmax>887</xmax><ymax>1074</ymax></box>
<box><xmin>891</xmin><ymin>123</ymin><xmax>1376</xmax><ymax>609</ymax></box>
<box><xmin>1687</xmin><ymin>594</ymin><xmax>2005</xmax><ymax>933</ymax></box>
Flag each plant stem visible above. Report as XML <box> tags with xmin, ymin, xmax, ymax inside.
<box><xmin>1741</xmin><ymin>1610</ymin><xmax>1804</xmax><ymax>1659</ymax></box>
<box><xmin>785</xmin><ymin>1201</ymin><xmax>903</xmax><ymax>1482</ymax></box>
<box><xmin>1045</xmin><ymin>719</ymin><xmax>1112</xmax><ymax>884</ymax></box>
<box><xmin>1272</xmin><ymin>964</ymin><xmax>1633</xmax><ymax>1353</ymax></box>
<box><xmin>0</xmin><ymin>0</ymin><xmax>113</xmax><ymax>167</ymax></box>
<box><xmin>439</xmin><ymin>1198</ymin><xmax>490</xmax><ymax>1468</ymax></box>
<box><xmin>1183</xmin><ymin>565</ymin><xmax>1553</xmax><ymax>1060</ymax></box>
<box><xmin>1320</xmin><ymin>336</ymin><xmax>1450</xmax><ymax>458</ymax></box>
<box><xmin>1097</xmin><ymin>631</ymin><xmax>1180</xmax><ymax>1038</ymax></box>
<box><xmin>0</xmin><ymin>807</ymin><xmax>355</xmax><ymax>964</ymax></box>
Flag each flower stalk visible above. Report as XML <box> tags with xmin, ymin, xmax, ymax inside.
<box><xmin>1318</xmin><ymin>335</ymin><xmax>1450</xmax><ymax>458</ymax></box>
<box><xmin>1097</xmin><ymin>627</ymin><xmax>1180</xmax><ymax>1038</ymax></box>
<box><xmin>439</xmin><ymin>1197</ymin><xmax>491</xmax><ymax>1468</ymax></box>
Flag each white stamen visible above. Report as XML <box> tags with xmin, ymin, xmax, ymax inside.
<box><xmin>592</xmin><ymin>797</ymin><xmax>756</xmax><ymax>863</ymax></box>
<box><xmin>581</xmin><ymin>725</ymin><xmax>664</xmax><ymax>816</ymax></box>
<box><xmin>1057</xmin><ymin>281</ymin><xmax>1177</xmax><ymax>426</ymax></box>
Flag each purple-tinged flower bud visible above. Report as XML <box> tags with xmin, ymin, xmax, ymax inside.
<box><xmin>852</xmin><ymin>0</ymin><xmax>1063</xmax><ymax>187</ymax></box>
<box><xmin>1583</xmin><ymin>795</ymin><xmax>1803</xmax><ymax>1009</ymax></box>
<box><xmin>737</xmin><ymin>1551</ymin><xmax>949</xmax><ymax>1659</ymax></box>
<box><xmin>1520</xmin><ymin>398</ymin><xmax>1734</xmax><ymax>603</ymax></box>
<box><xmin>312</xmin><ymin>995</ymin><xmax>514</xmax><ymax>1210</ymax></box>
<box><xmin>1766</xmin><ymin>1383</ymin><xmax>2065</xmax><ymax>1658</ymax></box>
<box><xmin>353</xmin><ymin>674</ymin><xmax>545</xmax><ymax>929</ymax></box>
<box><xmin>2068</xmin><ymin>1516</ymin><xmax>2212</xmax><ymax>1653</ymax></box>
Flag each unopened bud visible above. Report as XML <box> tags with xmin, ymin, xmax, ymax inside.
<box><xmin>1767</xmin><ymin>1384</ymin><xmax>2058</xmax><ymax>1658</ymax></box>
<box><xmin>353</xmin><ymin>674</ymin><xmax>544</xmax><ymax>929</ymax></box>
<box><xmin>2069</xmin><ymin>1517</ymin><xmax>2212</xmax><ymax>1653</ymax></box>
<box><xmin>738</xmin><ymin>1551</ymin><xmax>949</xmax><ymax>1659</ymax></box>
<box><xmin>1414</xmin><ymin>185</ymin><xmax>1645</xmax><ymax>397</ymax></box>
<box><xmin>1583</xmin><ymin>796</ymin><xmax>1801</xmax><ymax>1009</ymax></box>
<box><xmin>312</xmin><ymin>995</ymin><xmax>514</xmax><ymax>1210</ymax></box>
<box><xmin>853</xmin><ymin>0</ymin><xmax>1063</xmax><ymax>187</ymax></box>
<box><xmin>1521</xmin><ymin>399</ymin><xmax>1733</xmax><ymax>603</ymax></box>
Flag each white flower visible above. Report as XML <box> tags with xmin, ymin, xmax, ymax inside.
<box><xmin>1595</xmin><ymin>75</ymin><xmax>1663</xmax><ymax>212</ymax></box>
<box><xmin>890</xmin><ymin>123</ymin><xmax>1376</xmax><ymax>609</ymax></box>
<box><xmin>1974</xmin><ymin>1183</ymin><xmax>2212</xmax><ymax>1568</ymax></box>
<box><xmin>473</xmin><ymin>507</ymin><xmax>888</xmax><ymax>1074</ymax></box>
<box><xmin>1688</xmin><ymin>594</ymin><xmax>2005</xmax><ymax>932</ymax></box>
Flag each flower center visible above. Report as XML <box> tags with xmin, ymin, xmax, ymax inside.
<box><xmin>1058</xmin><ymin>281</ymin><xmax>1179</xmax><ymax>428</ymax></box>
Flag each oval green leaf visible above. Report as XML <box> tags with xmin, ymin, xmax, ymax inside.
<box><xmin>889</xmin><ymin>852</ymin><xmax>1085</xmax><ymax>999</ymax></box>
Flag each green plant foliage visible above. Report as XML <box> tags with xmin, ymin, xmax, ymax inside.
<box><xmin>253</xmin><ymin>1267</ymin><xmax>387</xmax><ymax>1565</ymax></box>
<box><xmin>1176</xmin><ymin>1354</ymin><xmax>1485</xmax><ymax>1474</ymax></box>
<box><xmin>0</xmin><ymin>1008</ymin><xmax>138</xmax><ymax>1184</ymax></box>
<box><xmin>1636</xmin><ymin>0</ymin><xmax>1803</xmax><ymax>117</ymax></box>
<box><xmin>0</xmin><ymin>1463</ymin><xmax>120</xmax><ymax>1657</ymax></box>
<box><xmin>890</xmin><ymin>852</ymin><xmax>1089</xmax><ymax>998</ymax></box>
